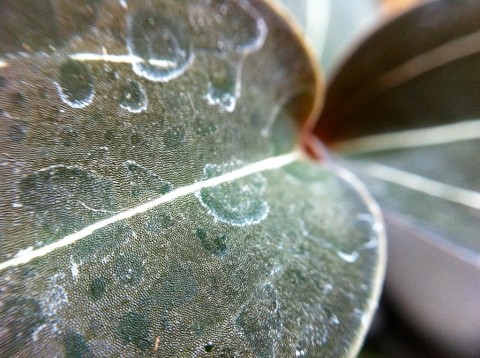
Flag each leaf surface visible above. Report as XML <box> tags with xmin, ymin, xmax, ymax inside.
<box><xmin>313</xmin><ymin>0</ymin><xmax>480</xmax><ymax>353</ymax></box>
<box><xmin>0</xmin><ymin>0</ymin><xmax>385</xmax><ymax>356</ymax></box>
<box><xmin>315</xmin><ymin>0</ymin><xmax>480</xmax><ymax>143</ymax></box>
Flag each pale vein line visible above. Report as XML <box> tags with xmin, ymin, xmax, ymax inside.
<box><xmin>333</xmin><ymin>119</ymin><xmax>480</xmax><ymax>154</ymax></box>
<box><xmin>358</xmin><ymin>161</ymin><xmax>480</xmax><ymax>210</ymax></box>
<box><xmin>0</xmin><ymin>152</ymin><xmax>301</xmax><ymax>271</ymax></box>
<box><xmin>379</xmin><ymin>28</ymin><xmax>480</xmax><ymax>88</ymax></box>
<box><xmin>69</xmin><ymin>53</ymin><xmax>177</xmax><ymax>68</ymax></box>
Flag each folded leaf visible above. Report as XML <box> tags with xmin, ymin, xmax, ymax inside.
<box><xmin>0</xmin><ymin>0</ymin><xmax>385</xmax><ymax>356</ymax></box>
<box><xmin>315</xmin><ymin>0</ymin><xmax>480</xmax><ymax>143</ymax></box>
<box><xmin>313</xmin><ymin>0</ymin><xmax>480</xmax><ymax>353</ymax></box>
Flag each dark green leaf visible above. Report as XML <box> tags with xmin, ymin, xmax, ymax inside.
<box><xmin>315</xmin><ymin>0</ymin><xmax>480</xmax><ymax>143</ymax></box>
<box><xmin>0</xmin><ymin>0</ymin><xmax>384</xmax><ymax>356</ymax></box>
<box><xmin>308</xmin><ymin>1</ymin><xmax>480</xmax><ymax>354</ymax></box>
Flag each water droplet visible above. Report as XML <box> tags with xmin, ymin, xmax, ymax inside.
<box><xmin>56</xmin><ymin>60</ymin><xmax>94</xmax><ymax>108</ymax></box>
<box><xmin>89</xmin><ymin>277</ymin><xmax>107</xmax><ymax>301</ymax></box>
<box><xmin>204</xmin><ymin>342</ymin><xmax>214</xmax><ymax>352</ymax></box>
<box><xmin>104</xmin><ymin>130</ymin><xmax>115</xmax><ymax>141</ymax></box>
<box><xmin>114</xmin><ymin>254</ymin><xmax>144</xmax><ymax>287</ymax></box>
<box><xmin>188</xmin><ymin>0</ymin><xmax>267</xmax><ymax>54</ymax></box>
<box><xmin>8</xmin><ymin>121</ymin><xmax>29</xmax><ymax>142</ymax></box>
<box><xmin>19</xmin><ymin>165</ymin><xmax>115</xmax><ymax>239</ymax></box>
<box><xmin>43</xmin><ymin>273</ymin><xmax>69</xmax><ymax>317</ymax></box>
<box><xmin>119</xmin><ymin>80</ymin><xmax>148</xmax><ymax>113</ymax></box>
<box><xmin>205</xmin><ymin>57</ymin><xmax>239</xmax><ymax>112</ymax></box>
<box><xmin>145</xmin><ymin>210</ymin><xmax>173</xmax><ymax>233</ymax></box>
<box><xmin>130</xmin><ymin>132</ymin><xmax>142</xmax><ymax>145</ymax></box>
<box><xmin>73</xmin><ymin>224</ymin><xmax>134</xmax><ymax>262</ymax></box>
<box><xmin>336</xmin><ymin>250</ymin><xmax>359</xmax><ymax>263</ymax></box>
<box><xmin>196</xmin><ymin>161</ymin><xmax>269</xmax><ymax>226</ymax></box>
<box><xmin>353</xmin><ymin>213</ymin><xmax>381</xmax><ymax>249</ymax></box>
<box><xmin>125</xmin><ymin>160</ymin><xmax>172</xmax><ymax>201</ymax></box>
<box><xmin>11</xmin><ymin>92</ymin><xmax>27</xmax><ymax>106</ymax></box>
<box><xmin>126</xmin><ymin>11</ymin><xmax>193</xmax><ymax>82</ymax></box>
<box><xmin>196</xmin><ymin>228</ymin><xmax>227</xmax><ymax>256</ymax></box>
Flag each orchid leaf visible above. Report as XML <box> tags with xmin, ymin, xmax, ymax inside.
<box><xmin>316</xmin><ymin>0</ymin><xmax>480</xmax><ymax>143</ymax></box>
<box><xmin>0</xmin><ymin>0</ymin><xmax>385</xmax><ymax>356</ymax></box>
<box><xmin>312</xmin><ymin>0</ymin><xmax>480</xmax><ymax>354</ymax></box>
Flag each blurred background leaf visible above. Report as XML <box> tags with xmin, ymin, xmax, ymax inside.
<box><xmin>277</xmin><ymin>0</ymin><xmax>380</xmax><ymax>76</ymax></box>
<box><xmin>309</xmin><ymin>0</ymin><xmax>480</xmax><ymax>356</ymax></box>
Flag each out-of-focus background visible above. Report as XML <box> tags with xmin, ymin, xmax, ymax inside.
<box><xmin>278</xmin><ymin>0</ymin><xmax>480</xmax><ymax>357</ymax></box>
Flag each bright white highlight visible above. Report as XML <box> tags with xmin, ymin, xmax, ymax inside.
<box><xmin>308</xmin><ymin>0</ymin><xmax>330</xmax><ymax>59</ymax></box>
<box><xmin>69</xmin><ymin>53</ymin><xmax>177</xmax><ymax>68</ymax></box>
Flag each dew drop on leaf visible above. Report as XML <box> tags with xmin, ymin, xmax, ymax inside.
<box><xmin>104</xmin><ymin>129</ymin><xmax>115</xmax><ymax>141</ymax></box>
<box><xmin>130</xmin><ymin>132</ymin><xmax>142</xmax><ymax>145</ymax></box>
<box><xmin>187</xmin><ymin>0</ymin><xmax>267</xmax><ymax>54</ymax></box>
<box><xmin>56</xmin><ymin>60</ymin><xmax>94</xmax><ymax>108</ymax></box>
<box><xmin>193</xmin><ymin>114</ymin><xmax>218</xmax><ymax>136</ymax></box>
<box><xmin>126</xmin><ymin>10</ymin><xmax>193</xmax><ymax>82</ymax></box>
<box><xmin>73</xmin><ymin>224</ymin><xmax>134</xmax><ymax>262</ymax></box>
<box><xmin>119</xmin><ymin>80</ymin><xmax>148</xmax><ymax>113</ymax></box>
<box><xmin>196</xmin><ymin>161</ymin><xmax>269</xmax><ymax>226</ymax></box>
<box><xmin>205</xmin><ymin>57</ymin><xmax>239</xmax><ymax>112</ymax></box>
<box><xmin>125</xmin><ymin>160</ymin><xmax>173</xmax><ymax>201</ymax></box>
<box><xmin>10</xmin><ymin>91</ymin><xmax>27</xmax><ymax>106</ymax></box>
<box><xmin>8</xmin><ymin>120</ymin><xmax>29</xmax><ymax>143</ymax></box>
<box><xmin>196</xmin><ymin>228</ymin><xmax>227</xmax><ymax>256</ymax></box>
<box><xmin>19</xmin><ymin>165</ymin><xmax>115</xmax><ymax>239</ymax></box>
<box><xmin>204</xmin><ymin>341</ymin><xmax>214</xmax><ymax>352</ymax></box>
<box><xmin>144</xmin><ymin>210</ymin><xmax>173</xmax><ymax>233</ymax></box>
<box><xmin>59</xmin><ymin>126</ymin><xmax>79</xmax><ymax>147</ymax></box>
<box><xmin>89</xmin><ymin>277</ymin><xmax>107</xmax><ymax>301</ymax></box>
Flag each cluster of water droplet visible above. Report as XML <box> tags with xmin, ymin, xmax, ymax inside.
<box><xmin>196</xmin><ymin>160</ymin><xmax>270</xmax><ymax>226</ymax></box>
<box><xmin>57</xmin><ymin>0</ymin><xmax>268</xmax><ymax>114</ymax></box>
<box><xmin>56</xmin><ymin>59</ymin><xmax>148</xmax><ymax>113</ymax></box>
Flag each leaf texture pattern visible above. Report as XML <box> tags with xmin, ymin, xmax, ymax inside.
<box><xmin>0</xmin><ymin>0</ymin><xmax>385</xmax><ymax>356</ymax></box>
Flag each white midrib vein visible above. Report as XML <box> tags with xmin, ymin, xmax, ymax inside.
<box><xmin>0</xmin><ymin>151</ymin><xmax>302</xmax><ymax>272</ymax></box>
